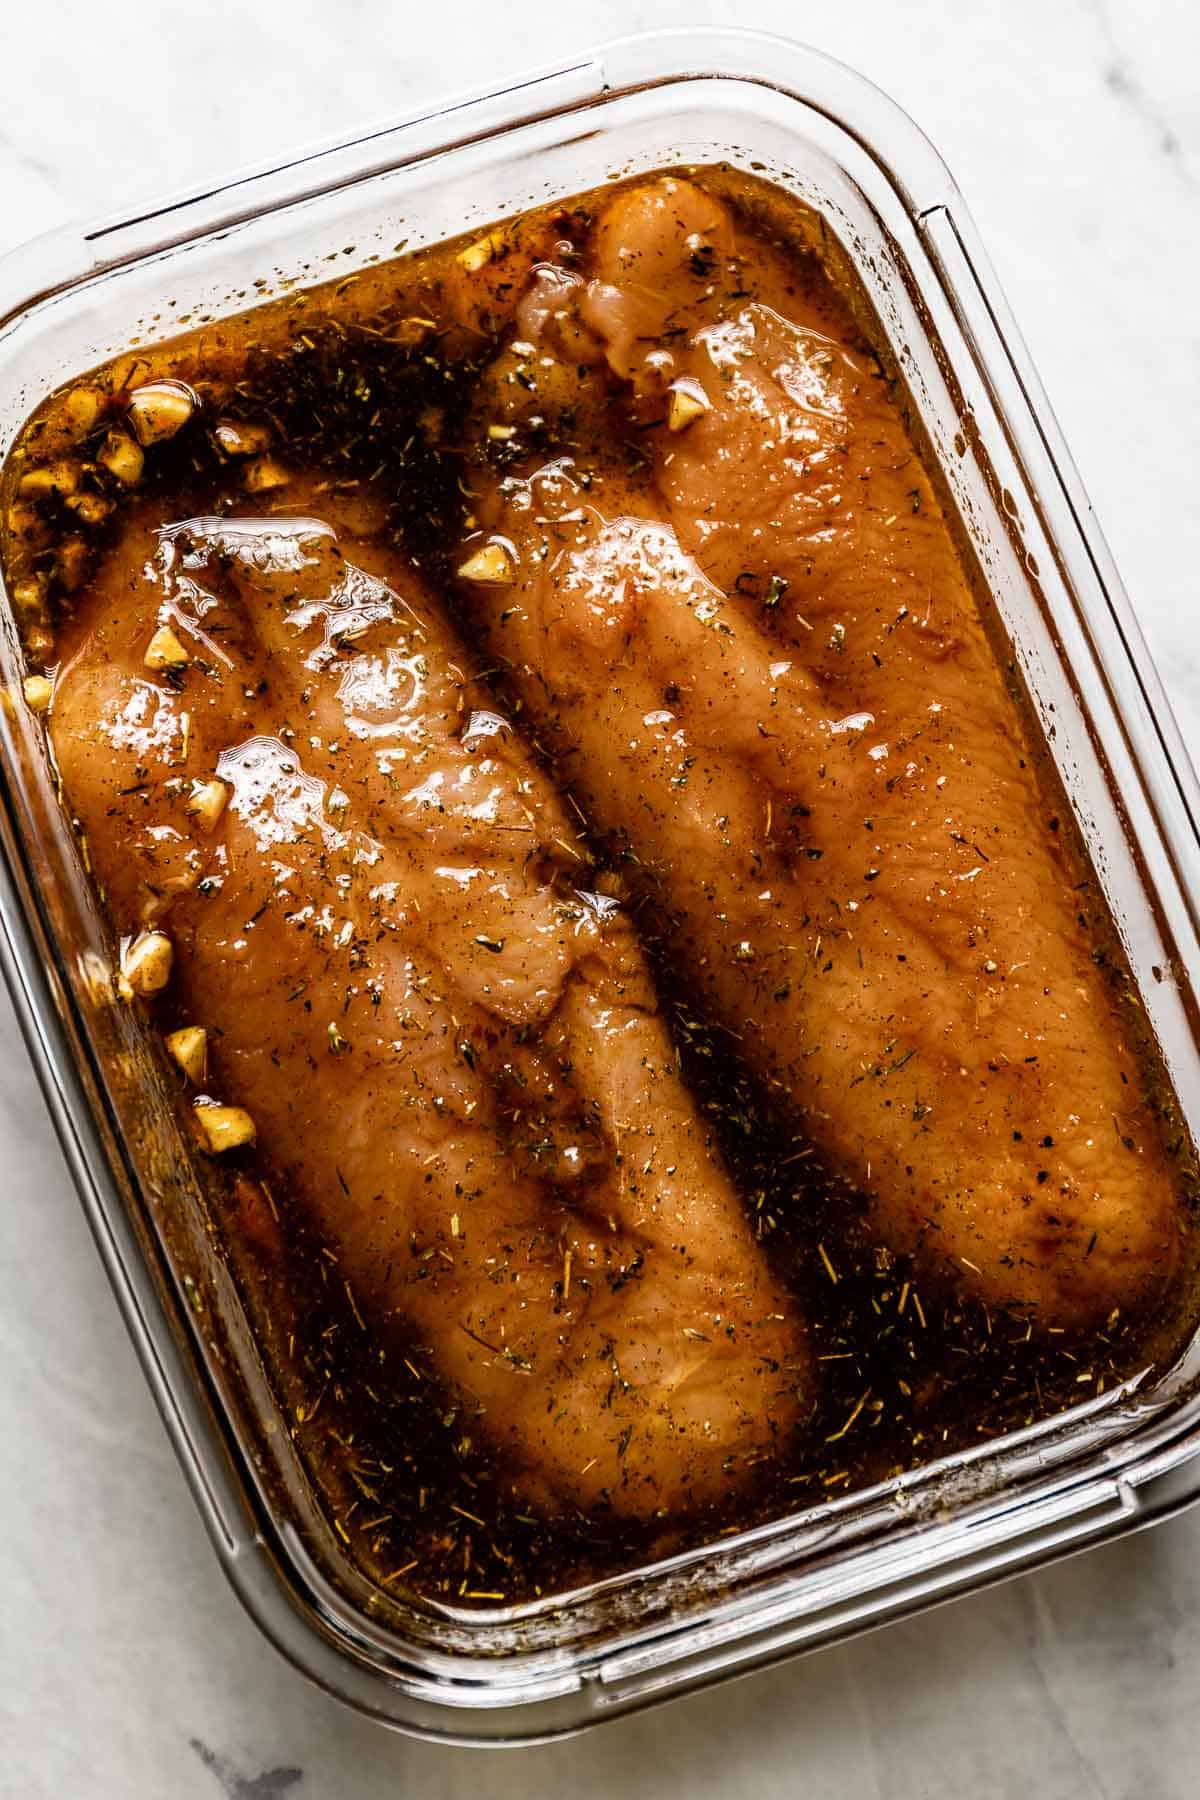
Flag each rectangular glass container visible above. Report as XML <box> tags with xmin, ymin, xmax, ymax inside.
<box><xmin>2</xmin><ymin>27</ymin><xmax>1199</xmax><ymax>1744</ymax></box>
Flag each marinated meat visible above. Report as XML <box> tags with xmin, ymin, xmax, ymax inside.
<box><xmin>453</xmin><ymin>177</ymin><xmax>1180</xmax><ymax>1327</ymax></box>
<box><xmin>47</xmin><ymin>485</ymin><xmax>806</xmax><ymax>1516</ymax></box>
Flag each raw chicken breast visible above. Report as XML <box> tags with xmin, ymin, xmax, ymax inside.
<box><xmin>453</xmin><ymin>178</ymin><xmax>1181</xmax><ymax>1328</ymax></box>
<box><xmin>48</xmin><ymin>483</ymin><xmax>806</xmax><ymax>1517</ymax></box>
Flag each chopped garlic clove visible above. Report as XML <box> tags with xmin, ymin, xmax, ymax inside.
<box><xmin>194</xmin><ymin>1102</ymin><xmax>256</xmax><ymax>1154</ymax></box>
<box><xmin>185</xmin><ymin>778</ymin><xmax>229</xmax><ymax>832</ymax></box>
<box><xmin>456</xmin><ymin>233</ymin><xmax>498</xmax><ymax>274</ymax></box>
<box><xmin>144</xmin><ymin>624</ymin><xmax>189</xmax><ymax>672</ymax></box>
<box><xmin>212</xmin><ymin>418</ymin><xmax>271</xmax><ymax>457</ymax></box>
<box><xmin>26</xmin><ymin>625</ymin><xmax>55</xmax><ymax>663</ymax></box>
<box><xmin>97</xmin><ymin>429</ymin><xmax>144</xmax><ymax>486</ymax></box>
<box><xmin>66</xmin><ymin>490</ymin><xmax>115</xmax><ymax>527</ymax></box>
<box><xmin>22</xmin><ymin>675</ymin><xmax>53</xmax><ymax>714</ymax></box>
<box><xmin>666</xmin><ymin>380</ymin><xmax>711</xmax><ymax>432</ymax></box>
<box><xmin>11</xmin><ymin>577</ymin><xmax>46</xmax><ymax>619</ymax></box>
<box><xmin>119</xmin><ymin>930</ymin><xmax>174</xmax><ymax>999</ymax></box>
<box><xmin>7</xmin><ymin>502</ymin><xmax>51</xmax><ymax>550</ymax></box>
<box><xmin>56</xmin><ymin>536</ymin><xmax>91</xmax><ymax>594</ymax></box>
<box><xmin>126</xmin><ymin>379</ymin><xmax>197</xmax><ymax>446</ymax></box>
<box><xmin>242</xmin><ymin>456</ymin><xmax>290</xmax><ymax>493</ymax></box>
<box><xmin>165</xmin><ymin>1025</ymin><xmax>207</xmax><ymax>1084</ymax></box>
<box><xmin>59</xmin><ymin>387</ymin><xmax>103</xmax><ymax>442</ymax></box>
<box><xmin>19</xmin><ymin>459</ymin><xmax>80</xmax><ymax>500</ymax></box>
<box><xmin>457</xmin><ymin>541</ymin><xmax>516</xmax><ymax>585</ymax></box>
<box><xmin>76</xmin><ymin>947</ymin><xmax>115</xmax><ymax>1007</ymax></box>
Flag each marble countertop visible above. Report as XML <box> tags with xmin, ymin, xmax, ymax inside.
<box><xmin>2</xmin><ymin>1</ymin><xmax>1199</xmax><ymax>1795</ymax></box>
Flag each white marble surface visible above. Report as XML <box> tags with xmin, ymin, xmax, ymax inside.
<box><xmin>1</xmin><ymin>1</ymin><xmax>1198</xmax><ymax>1795</ymax></box>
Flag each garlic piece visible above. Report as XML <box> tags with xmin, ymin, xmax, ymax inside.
<box><xmin>144</xmin><ymin>624</ymin><xmax>189</xmax><ymax>672</ymax></box>
<box><xmin>56</xmin><ymin>536</ymin><xmax>91</xmax><ymax>594</ymax></box>
<box><xmin>19</xmin><ymin>459</ymin><xmax>79</xmax><ymax>499</ymax></box>
<box><xmin>66</xmin><ymin>490</ymin><xmax>115</xmax><ymax>527</ymax></box>
<box><xmin>165</xmin><ymin>1026</ymin><xmax>207</xmax><ymax>1084</ymax></box>
<box><xmin>119</xmin><ymin>931</ymin><xmax>174</xmax><ymax>999</ymax></box>
<box><xmin>59</xmin><ymin>386</ymin><xmax>103</xmax><ymax>441</ymax></box>
<box><xmin>456</xmin><ymin>233</ymin><xmax>498</xmax><ymax>274</ymax></box>
<box><xmin>22</xmin><ymin>675</ymin><xmax>53</xmax><ymax>714</ymax></box>
<box><xmin>127</xmin><ymin>379</ymin><xmax>197</xmax><ymax>446</ymax></box>
<box><xmin>212</xmin><ymin>418</ymin><xmax>271</xmax><ymax>457</ymax></box>
<box><xmin>242</xmin><ymin>456</ymin><xmax>290</xmax><ymax>494</ymax></box>
<box><xmin>666</xmin><ymin>380</ymin><xmax>711</xmax><ymax>433</ymax></box>
<box><xmin>185</xmin><ymin>778</ymin><xmax>229</xmax><ymax>832</ymax></box>
<box><xmin>457</xmin><ymin>541</ymin><xmax>516</xmax><ymax>585</ymax></box>
<box><xmin>97</xmin><ymin>429</ymin><xmax>144</xmax><ymax>486</ymax></box>
<box><xmin>6</xmin><ymin>502</ymin><xmax>50</xmax><ymax>550</ymax></box>
<box><xmin>11</xmin><ymin>578</ymin><xmax>46</xmax><ymax>620</ymax></box>
<box><xmin>26</xmin><ymin>624</ymin><xmax>55</xmax><ymax>663</ymax></box>
<box><xmin>76</xmin><ymin>947</ymin><xmax>116</xmax><ymax>1007</ymax></box>
<box><xmin>194</xmin><ymin>1102</ymin><xmax>256</xmax><ymax>1154</ymax></box>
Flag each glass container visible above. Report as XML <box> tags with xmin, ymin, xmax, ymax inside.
<box><xmin>1</xmin><ymin>27</ymin><xmax>1198</xmax><ymax>1743</ymax></box>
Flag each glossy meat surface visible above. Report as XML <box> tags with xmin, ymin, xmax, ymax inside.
<box><xmin>455</xmin><ymin>177</ymin><xmax>1181</xmax><ymax>1327</ymax></box>
<box><xmin>48</xmin><ymin>484</ymin><xmax>806</xmax><ymax>1517</ymax></box>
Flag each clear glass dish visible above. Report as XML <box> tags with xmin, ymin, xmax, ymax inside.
<box><xmin>1</xmin><ymin>25</ymin><xmax>1198</xmax><ymax>1744</ymax></box>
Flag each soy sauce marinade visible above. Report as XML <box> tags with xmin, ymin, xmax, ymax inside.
<box><xmin>3</xmin><ymin>168</ymin><xmax>1195</xmax><ymax>1606</ymax></box>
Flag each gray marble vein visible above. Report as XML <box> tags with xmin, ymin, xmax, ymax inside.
<box><xmin>190</xmin><ymin>1741</ymin><xmax>304</xmax><ymax>1800</ymax></box>
<box><xmin>2</xmin><ymin>1</ymin><xmax>1199</xmax><ymax>1796</ymax></box>
<box><xmin>1086</xmin><ymin>0</ymin><xmax>1198</xmax><ymax>186</ymax></box>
